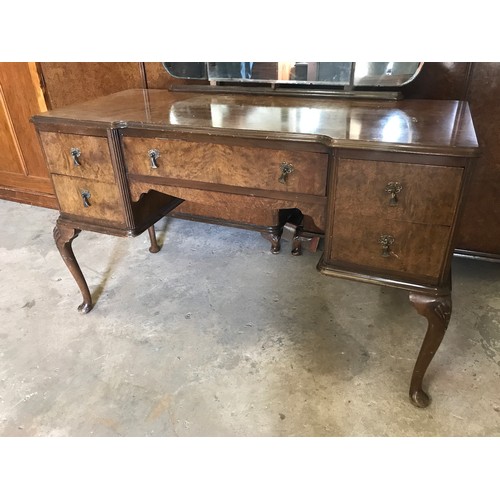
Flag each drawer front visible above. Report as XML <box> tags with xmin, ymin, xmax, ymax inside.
<box><xmin>51</xmin><ymin>174</ymin><xmax>125</xmax><ymax>224</ymax></box>
<box><xmin>334</xmin><ymin>158</ymin><xmax>463</xmax><ymax>225</ymax></box>
<box><xmin>122</xmin><ymin>137</ymin><xmax>328</xmax><ymax>196</ymax></box>
<box><xmin>39</xmin><ymin>132</ymin><xmax>115</xmax><ymax>183</ymax></box>
<box><xmin>328</xmin><ymin>213</ymin><xmax>452</xmax><ymax>280</ymax></box>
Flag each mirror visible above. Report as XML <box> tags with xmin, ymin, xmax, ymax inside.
<box><xmin>163</xmin><ymin>62</ymin><xmax>423</xmax><ymax>88</ymax></box>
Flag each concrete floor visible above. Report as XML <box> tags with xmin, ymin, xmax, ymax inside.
<box><xmin>0</xmin><ymin>198</ymin><xmax>499</xmax><ymax>436</ymax></box>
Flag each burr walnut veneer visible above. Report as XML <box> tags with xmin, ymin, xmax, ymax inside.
<box><xmin>32</xmin><ymin>89</ymin><xmax>479</xmax><ymax>408</ymax></box>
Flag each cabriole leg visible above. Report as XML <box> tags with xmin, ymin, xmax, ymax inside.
<box><xmin>408</xmin><ymin>292</ymin><xmax>452</xmax><ymax>408</ymax></box>
<box><xmin>291</xmin><ymin>234</ymin><xmax>302</xmax><ymax>256</ymax></box>
<box><xmin>53</xmin><ymin>222</ymin><xmax>93</xmax><ymax>314</ymax></box>
<box><xmin>261</xmin><ymin>228</ymin><xmax>282</xmax><ymax>254</ymax></box>
<box><xmin>147</xmin><ymin>225</ymin><xmax>160</xmax><ymax>253</ymax></box>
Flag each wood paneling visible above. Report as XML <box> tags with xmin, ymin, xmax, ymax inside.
<box><xmin>0</xmin><ymin>84</ymin><xmax>24</xmax><ymax>174</ymax></box>
<box><xmin>403</xmin><ymin>62</ymin><xmax>472</xmax><ymax>100</ymax></box>
<box><xmin>455</xmin><ymin>63</ymin><xmax>500</xmax><ymax>256</ymax></box>
<box><xmin>0</xmin><ymin>63</ymin><xmax>56</xmax><ymax>208</ymax></box>
<box><xmin>39</xmin><ymin>62</ymin><xmax>146</xmax><ymax>109</ymax></box>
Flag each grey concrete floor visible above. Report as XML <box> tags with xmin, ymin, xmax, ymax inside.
<box><xmin>0</xmin><ymin>198</ymin><xmax>499</xmax><ymax>436</ymax></box>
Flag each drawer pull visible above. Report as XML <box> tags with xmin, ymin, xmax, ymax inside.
<box><xmin>148</xmin><ymin>149</ymin><xmax>160</xmax><ymax>169</ymax></box>
<box><xmin>385</xmin><ymin>181</ymin><xmax>403</xmax><ymax>206</ymax></box>
<box><xmin>379</xmin><ymin>234</ymin><xmax>395</xmax><ymax>257</ymax></box>
<box><xmin>278</xmin><ymin>162</ymin><xmax>294</xmax><ymax>184</ymax></box>
<box><xmin>81</xmin><ymin>190</ymin><xmax>91</xmax><ymax>208</ymax></box>
<box><xmin>70</xmin><ymin>148</ymin><xmax>81</xmax><ymax>167</ymax></box>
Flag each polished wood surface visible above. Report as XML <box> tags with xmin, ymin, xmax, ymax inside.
<box><xmin>326</xmin><ymin>155</ymin><xmax>464</xmax><ymax>285</ymax></box>
<box><xmin>0</xmin><ymin>61</ymin><xmax>496</xmax><ymax>259</ymax></box>
<box><xmin>33</xmin><ymin>89</ymin><xmax>479</xmax><ymax>155</ymax></box>
<box><xmin>123</xmin><ymin>136</ymin><xmax>328</xmax><ymax>195</ymax></box>
<box><xmin>173</xmin><ymin>199</ymin><xmax>280</xmax><ymax>227</ymax></box>
<box><xmin>51</xmin><ymin>174</ymin><xmax>125</xmax><ymax>224</ymax></box>
<box><xmin>39</xmin><ymin>132</ymin><xmax>115</xmax><ymax>182</ymax></box>
<box><xmin>32</xmin><ymin>88</ymin><xmax>479</xmax><ymax>408</ymax></box>
<box><xmin>333</xmin><ymin>158</ymin><xmax>463</xmax><ymax>226</ymax></box>
<box><xmin>129</xmin><ymin>181</ymin><xmax>326</xmax><ymax>230</ymax></box>
<box><xmin>53</xmin><ymin>224</ymin><xmax>92</xmax><ymax>313</ymax></box>
<box><xmin>409</xmin><ymin>292</ymin><xmax>452</xmax><ymax>407</ymax></box>
<box><xmin>328</xmin><ymin>213</ymin><xmax>453</xmax><ymax>282</ymax></box>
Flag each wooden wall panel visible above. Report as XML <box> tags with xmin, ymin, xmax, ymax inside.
<box><xmin>0</xmin><ymin>63</ymin><xmax>56</xmax><ymax>208</ymax></box>
<box><xmin>0</xmin><ymin>86</ymin><xmax>24</xmax><ymax>174</ymax></box>
<box><xmin>455</xmin><ymin>63</ymin><xmax>500</xmax><ymax>256</ymax></box>
<box><xmin>403</xmin><ymin>62</ymin><xmax>472</xmax><ymax>100</ymax></box>
<box><xmin>39</xmin><ymin>62</ymin><xmax>146</xmax><ymax>109</ymax></box>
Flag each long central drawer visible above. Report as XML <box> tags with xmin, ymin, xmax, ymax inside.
<box><xmin>122</xmin><ymin>137</ymin><xmax>329</xmax><ymax>196</ymax></box>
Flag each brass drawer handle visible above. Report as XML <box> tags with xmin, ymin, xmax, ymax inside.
<box><xmin>70</xmin><ymin>148</ymin><xmax>81</xmax><ymax>167</ymax></box>
<box><xmin>278</xmin><ymin>162</ymin><xmax>294</xmax><ymax>184</ymax></box>
<box><xmin>385</xmin><ymin>181</ymin><xmax>402</xmax><ymax>206</ymax></box>
<box><xmin>81</xmin><ymin>190</ymin><xmax>91</xmax><ymax>208</ymax></box>
<box><xmin>379</xmin><ymin>234</ymin><xmax>395</xmax><ymax>257</ymax></box>
<box><xmin>148</xmin><ymin>149</ymin><xmax>160</xmax><ymax>169</ymax></box>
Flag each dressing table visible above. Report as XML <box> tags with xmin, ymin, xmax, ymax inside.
<box><xmin>31</xmin><ymin>62</ymin><xmax>480</xmax><ymax>407</ymax></box>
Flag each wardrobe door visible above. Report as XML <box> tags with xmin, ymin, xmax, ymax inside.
<box><xmin>0</xmin><ymin>62</ymin><xmax>56</xmax><ymax>208</ymax></box>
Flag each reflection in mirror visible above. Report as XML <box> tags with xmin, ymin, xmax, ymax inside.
<box><xmin>208</xmin><ymin>62</ymin><xmax>254</xmax><ymax>79</ymax></box>
<box><xmin>206</xmin><ymin>62</ymin><xmax>354</xmax><ymax>85</ymax></box>
<box><xmin>163</xmin><ymin>62</ymin><xmax>423</xmax><ymax>88</ymax></box>
<box><xmin>168</xmin><ymin>96</ymin><xmax>350</xmax><ymax>134</ymax></box>
<box><xmin>167</xmin><ymin>96</ymin><xmax>462</xmax><ymax>147</ymax></box>
<box><xmin>163</xmin><ymin>62</ymin><xmax>207</xmax><ymax>79</ymax></box>
<box><xmin>354</xmin><ymin>63</ymin><xmax>422</xmax><ymax>87</ymax></box>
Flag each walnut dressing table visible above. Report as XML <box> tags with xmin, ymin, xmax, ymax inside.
<box><xmin>31</xmin><ymin>88</ymin><xmax>479</xmax><ymax>407</ymax></box>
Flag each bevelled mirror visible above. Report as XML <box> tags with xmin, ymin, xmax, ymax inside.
<box><xmin>163</xmin><ymin>62</ymin><xmax>423</xmax><ymax>88</ymax></box>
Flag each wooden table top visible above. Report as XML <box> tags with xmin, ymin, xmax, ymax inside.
<box><xmin>33</xmin><ymin>89</ymin><xmax>480</xmax><ymax>156</ymax></box>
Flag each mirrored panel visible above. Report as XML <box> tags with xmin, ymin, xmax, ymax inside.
<box><xmin>353</xmin><ymin>62</ymin><xmax>423</xmax><ymax>87</ymax></box>
<box><xmin>206</xmin><ymin>62</ymin><xmax>354</xmax><ymax>85</ymax></box>
<box><xmin>163</xmin><ymin>62</ymin><xmax>423</xmax><ymax>88</ymax></box>
<box><xmin>163</xmin><ymin>62</ymin><xmax>207</xmax><ymax>79</ymax></box>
